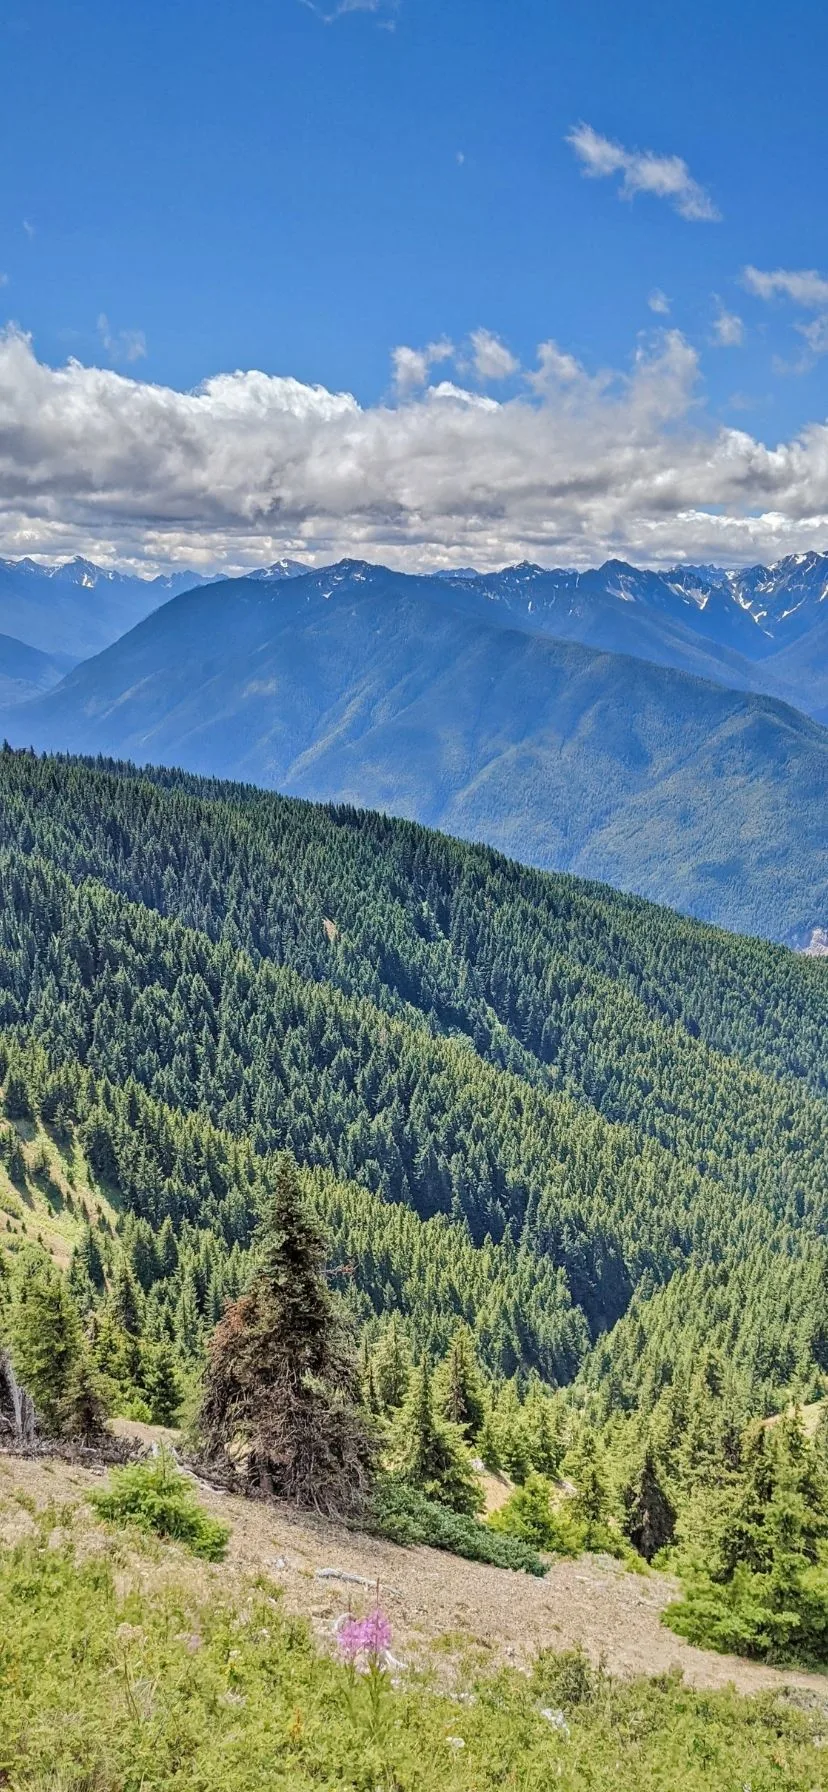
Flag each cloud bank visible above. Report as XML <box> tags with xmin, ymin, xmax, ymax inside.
<box><xmin>567</xmin><ymin>124</ymin><xmax>719</xmax><ymax>222</ymax></box>
<box><xmin>3</xmin><ymin>324</ymin><xmax>828</xmax><ymax>573</ymax></box>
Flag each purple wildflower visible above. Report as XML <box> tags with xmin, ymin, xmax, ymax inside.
<box><xmin>336</xmin><ymin>1615</ymin><xmax>366</xmax><ymax>1664</ymax></box>
<box><xmin>335</xmin><ymin>1609</ymin><xmax>392</xmax><ymax>1664</ymax></box>
<box><xmin>361</xmin><ymin>1610</ymin><xmax>392</xmax><ymax>1657</ymax></box>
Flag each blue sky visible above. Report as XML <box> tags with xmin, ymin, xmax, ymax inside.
<box><xmin>3</xmin><ymin>0</ymin><xmax>828</xmax><ymax>572</ymax></box>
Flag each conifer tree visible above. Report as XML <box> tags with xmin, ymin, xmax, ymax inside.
<box><xmin>109</xmin><ymin>1260</ymin><xmax>144</xmax><ymax>1336</ymax></box>
<box><xmin>58</xmin><ymin>1352</ymin><xmax>108</xmax><ymax>1442</ymax></box>
<box><xmin>138</xmin><ymin>1341</ymin><xmax>179</xmax><ymax>1426</ymax></box>
<box><xmin>3</xmin><ymin>1070</ymin><xmax>32</xmax><ymax>1122</ymax></box>
<box><xmin>8</xmin><ymin>1250</ymin><xmax>101</xmax><ymax>1438</ymax></box>
<box><xmin>621</xmin><ymin>1443</ymin><xmax>676</xmax><ymax>1561</ymax></box>
<box><xmin>372</xmin><ymin>1314</ymin><xmax>412</xmax><ymax>1413</ymax></box>
<box><xmin>389</xmin><ymin>1358</ymin><xmax>483</xmax><ymax>1515</ymax></box>
<box><xmin>567</xmin><ymin>1430</ymin><xmax>611</xmax><ymax>1533</ymax></box>
<box><xmin>198</xmin><ymin>1153</ymin><xmax>374</xmax><ymax>1513</ymax></box>
<box><xmin>492</xmin><ymin>1378</ymin><xmax>532</xmax><ymax>1483</ymax></box>
<box><xmin>433</xmin><ymin>1323</ymin><xmax>486</xmax><ymax>1439</ymax></box>
<box><xmin>73</xmin><ymin>1225</ymin><xmax>106</xmax><ymax>1296</ymax></box>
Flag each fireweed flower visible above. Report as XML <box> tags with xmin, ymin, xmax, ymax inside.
<box><xmin>336</xmin><ymin>1607</ymin><xmax>395</xmax><ymax>1747</ymax></box>
<box><xmin>335</xmin><ymin>1609</ymin><xmax>392</xmax><ymax>1665</ymax></box>
<box><xmin>335</xmin><ymin>1616</ymin><xmax>366</xmax><ymax>1664</ymax></box>
<box><xmin>361</xmin><ymin>1610</ymin><xmax>392</xmax><ymax>1657</ymax></box>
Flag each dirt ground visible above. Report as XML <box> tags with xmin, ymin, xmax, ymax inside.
<box><xmin>3</xmin><ymin>1449</ymin><xmax>828</xmax><ymax>1704</ymax></box>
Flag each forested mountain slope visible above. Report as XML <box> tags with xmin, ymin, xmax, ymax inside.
<box><xmin>2</xmin><ymin>748</ymin><xmax>828</xmax><ymax>1412</ymax></box>
<box><xmin>4</xmin><ymin>564</ymin><xmax>828</xmax><ymax>942</ymax></box>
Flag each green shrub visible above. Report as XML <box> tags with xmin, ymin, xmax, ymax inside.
<box><xmin>665</xmin><ymin>1555</ymin><xmax>828</xmax><ymax>1666</ymax></box>
<box><xmin>369</xmin><ymin>1476</ymin><xmax>547</xmax><ymax>1575</ymax></box>
<box><xmin>488</xmin><ymin>1473</ymin><xmax>565</xmax><ymax>1549</ymax></box>
<box><xmin>531</xmin><ymin>1644</ymin><xmax>602</xmax><ymax>1709</ymax></box>
<box><xmin>89</xmin><ymin>1452</ymin><xmax>229</xmax><ymax>1560</ymax></box>
<box><xmin>489</xmin><ymin>1472</ymin><xmax>634</xmax><ymax>1565</ymax></box>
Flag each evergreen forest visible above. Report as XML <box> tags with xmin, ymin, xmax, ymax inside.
<box><xmin>3</xmin><ymin>746</ymin><xmax>828</xmax><ymax>1669</ymax></box>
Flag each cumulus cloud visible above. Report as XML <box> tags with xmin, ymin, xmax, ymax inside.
<box><xmin>391</xmin><ymin>338</ymin><xmax>454</xmax><ymax>392</ymax></box>
<box><xmin>4</xmin><ymin>323</ymin><xmax>828</xmax><ymax>573</ymax></box>
<box><xmin>648</xmin><ymin>289</ymin><xmax>671</xmax><ymax>315</ymax></box>
<box><xmin>711</xmin><ymin>305</ymin><xmax>745</xmax><ymax>348</ymax></box>
<box><xmin>743</xmin><ymin>265</ymin><xmax>828</xmax><ymax>307</ymax></box>
<box><xmin>567</xmin><ymin>123</ymin><xmax>720</xmax><ymax>222</ymax></box>
<box><xmin>527</xmin><ymin>340</ymin><xmax>585</xmax><ymax>391</ymax></box>
<box><xmin>97</xmin><ymin>314</ymin><xmax>147</xmax><ymax>365</ymax></box>
<box><xmin>468</xmin><ymin>328</ymin><xmax>519</xmax><ymax>381</ymax></box>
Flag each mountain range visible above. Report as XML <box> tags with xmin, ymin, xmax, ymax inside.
<box><xmin>0</xmin><ymin>554</ymin><xmax>310</xmax><ymax>659</ymax></box>
<box><xmin>2</xmin><ymin>548</ymin><xmax>828</xmax><ymax>681</ymax></box>
<box><xmin>4</xmin><ymin>556</ymin><xmax>827</xmax><ymax>945</ymax></box>
<box><xmin>4</xmin><ymin>547</ymin><xmax>828</xmax><ymax>703</ymax></box>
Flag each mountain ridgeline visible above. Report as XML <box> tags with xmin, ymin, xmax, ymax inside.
<box><xmin>4</xmin><ymin>559</ymin><xmax>828</xmax><ymax>943</ymax></box>
<box><xmin>0</xmin><ymin>553</ymin><xmax>310</xmax><ymax>659</ymax></box>
<box><xmin>2</xmin><ymin>748</ymin><xmax>828</xmax><ymax>1415</ymax></box>
<box><xmin>5</xmin><ymin>546</ymin><xmax>828</xmax><ymax>690</ymax></box>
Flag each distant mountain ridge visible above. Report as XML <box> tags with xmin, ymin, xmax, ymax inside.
<box><xmin>4</xmin><ymin>557</ymin><xmax>827</xmax><ymax>945</ymax></box>
<box><xmin>0</xmin><ymin>633</ymin><xmax>76</xmax><ymax>707</ymax></box>
<box><xmin>3</xmin><ymin>547</ymin><xmax>828</xmax><ymax>715</ymax></box>
<box><xmin>0</xmin><ymin>553</ymin><xmax>310</xmax><ymax>659</ymax></box>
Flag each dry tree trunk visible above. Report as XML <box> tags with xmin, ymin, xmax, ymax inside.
<box><xmin>0</xmin><ymin>1349</ymin><xmax>37</xmax><ymax>1448</ymax></box>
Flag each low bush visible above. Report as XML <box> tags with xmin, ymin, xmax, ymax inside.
<box><xmin>665</xmin><ymin>1557</ymin><xmax>828</xmax><ymax>1666</ymax></box>
<box><xmin>369</xmin><ymin>1476</ymin><xmax>547</xmax><ymax>1574</ymax></box>
<box><xmin>89</xmin><ymin>1451</ymin><xmax>229</xmax><ymax>1560</ymax></box>
<box><xmin>489</xmin><ymin>1473</ymin><xmax>634</xmax><ymax>1563</ymax></box>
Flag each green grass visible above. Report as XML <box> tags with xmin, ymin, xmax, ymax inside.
<box><xmin>0</xmin><ymin>1112</ymin><xmax>120</xmax><ymax>1272</ymax></box>
<box><xmin>2</xmin><ymin>1512</ymin><xmax>827</xmax><ymax>1790</ymax></box>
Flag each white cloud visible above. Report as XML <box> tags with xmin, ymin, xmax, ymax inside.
<box><xmin>711</xmin><ymin>305</ymin><xmax>745</xmax><ymax>348</ymax></box>
<box><xmin>743</xmin><ymin>265</ymin><xmax>828</xmax><ymax>308</ymax></box>
<box><xmin>528</xmin><ymin>340</ymin><xmax>585</xmax><ymax>391</ymax></box>
<box><xmin>302</xmin><ymin>0</ymin><xmax>400</xmax><ymax>22</ymax></box>
<box><xmin>797</xmin><ymin>316</ymin><xmax>828</xmax><ymax>356</ymax></box>
<box><xmin>0</xmin><ymin>274</ymin><xmax>8</xmax><ymax>289</ymax></box>
<box><xmin>648</xmin><ymin>289</ymin><xmax>671</xmax><ymax>315</ymax></box>
<box><xmin>22</xmin><ymin>219</ymin><xmax>35</xmax><ymax>240</ymax></box>
<box><xmin>468</xmin><ymin>328</ymin><xmax>519</xmax><ymax>381</ymax></box>
<box><xmin>392</xmin><ymin>338</ymin><xmax>454</xmax><ymax>392</ymax></box>
<box><xmin>567</xmin><ymin>123</ymin><xmax>720</xmax><ymax>222</ymax></box>
<box><xmin>5</xmin><ymin>323</ymin><xmax>828</xmax><ymax>573</ymax></box>
<box><xmin>97</xmin><ymin>314</ymin><xmax>148</xmax><ymax>365</ymax></box>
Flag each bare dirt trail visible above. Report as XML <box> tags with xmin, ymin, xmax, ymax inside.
<box><xmin>3</xmin><ymin>1451</ymin><xmax>827</xmax><ymax>1703</ymax></box>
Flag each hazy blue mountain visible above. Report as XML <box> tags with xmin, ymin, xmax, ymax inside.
<box><xmin>4</xmin><ymin>558</ymin><xmax>827</xmax><ymax>944</ymax></box>
<box><xmin>0</xmin><ymin>633</ymin><xmax>76</xmax><ymax>707</ymax></box>
<box><xmin>440</xmin><ymin>560</ymin><xmax>777</xmax><ymax>690</ymax></box>
<box><xmin>4</xmin><ymin>547</ymin><xmax>828</xmax><ymax>713</ymax></box>
<box><xmin>0</xmin><ymin>553</ymin><xmax>313</xmax><ymax>659</ymax></box>
<box><xmin>435</xmin><ymin>555</ymin><xmax>828</xmax><ymax>716</ymax></box>
<box><xmin>757</xmin><ymin>615</ymin><xmax>828</xmax><ymax>728</ymax></box>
